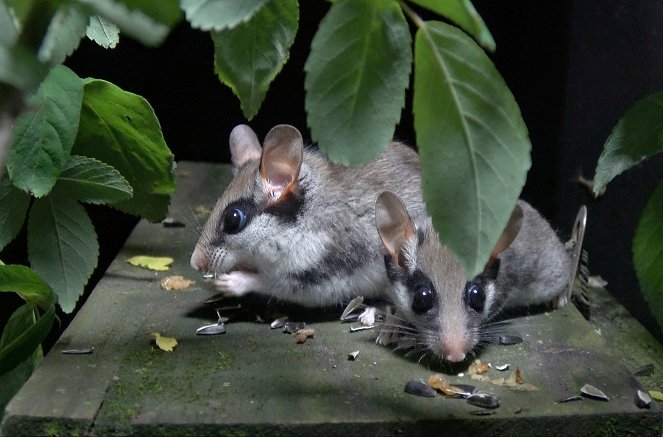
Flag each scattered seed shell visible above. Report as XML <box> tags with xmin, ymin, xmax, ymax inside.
<box><xmin>283</xmin><ymin>322</ymin><xmax>306</xmax><ymax>334</ymax></box>
<box><xmin>467</xmin><ymin>392</ymin><xmax>501</xmax><ymax>409</ymax></box>
<box><xmin>469</xmin><ymin>410</ymin><xmax>495</xmax><ymax>416</ymax></box>
<box><xmin>515</xmin><ymin>368</ymin><xmax>525</xmax><ymax>384</ymax></box>
<box><xmin>160</xmin><ymin>275</ymin><xmax>195</xmax><ymax>291</ymax></box>
<box><xmin>196</xmin><ymin>322</ymin><xmax>226</xmax><ymax>335</ymax></box>
<box><xmin>348</xmin><ymin>350</ymin><xmax>360</xmax><ymax>361</ymax></box>
<box><xmin>495</xmin><ymin>364</ymin><xmax>510</xmax><ymax>371</ymax></box>
<box><xmin>61</xmin><ymin>347</ymin><xmax>94</xmax><ymax>355</ymax></box>
<box><xmin>162</xmin><ymin>217</ymin><xmax>185</xmax><ymax>228</ymax></box>
<box><xmin>349</xmin><ymin>325</ymin><xmax>375</xmax><ymax>332</ymax></box>
<box><xmin>580</xmin><ymin>384</ymin><xmax>609</xmax><ymax>401</ymax></box>
<box><xmin>270</xmin><ymin>317</ymin><xmax>288</xmax><ymax>329</ymax></box>
<box><xmin>555</xmin><ymin>395</ymin><xmax>583</xmax><ymax>404</ymax></box>
<box><xmin>454</xmin><ymin>384</ymin><xmax>476</xmax><ymax>397</ymax></box>
<box><xmin>341</xmin><ymin>296</ymin><xmax>364</xmax><ymax>321</ymax></box>
<box><xmin>499</xmin><ymin>335</ymin><xmax>523</xmax><ymax>345</ymax></box>
<box><xmin>632</xmin><ymin>363</ymin><xmax>655</xmax><ymax>377</ymax></box>
<box><xmin>295</xmin><ymin>328</ymin><xmax>315</xmax><ymax>344</ymax></box>
<box><xmin>635</xmin><ymin>390</ymin><xmax>652</xmax><ymax>409</ymax></box>
<box><xmin>404</xmin><ymin>379</ymin><xmax>437</xmax><ymax>398</ymax></box>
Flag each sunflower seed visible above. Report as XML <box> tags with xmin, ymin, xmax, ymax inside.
<box><xmin>469</xmin><ymin>410</ymin><xmax>495</xmax><ymax>416</ymax></box>
<box><xmin>61</xmin><ymin>347</ymin><xmax>94</xmax><ymax>355</ymax></box>
<box><xmin>467</xmin><ymin>392</ymin><xmax>501</xmax><ymax>409</ymax></box>
<box><xmin>348</xmin><ymin>350</ymin><xmax>360</xmax><ymax>361</ymax></box>
<box><xmin>580</xmin><ymin>384</ymin><xmax>609</xmax><ymax>401</ymax></box>
<box><xmin>499</xmin><ymin>335</ymin><xmax>523</xmax><ymax>345</ymax></box>
<box><xmin>632</xmin><ymin>364</ymin><xmax>655</xmax><ymax>377</ymax></box>
<box><xmin>495</xmin><ymin>364</ymin><xmax>510</xmax><ymax>371</ymax></box>
<box><xmin>555</xmin><ymin>395</ymin><xmax>583</xmax><ymax>404</ymax></box>
<box><xmin>635</xmin><ymin>390</ymin><xmax>652</xmax><ymax>409</ymax></box>
<box><xmin>196</xmin><ymin>322</ymin><xmax>226</xmax><ymax>335</ymax></box>
<box><xmin>270</xmin><ymin>317</ymin><xmax>288</xmax><ymax>329</ymax></box>
<box><xmin>341</xmin><ymin>296</ymin><xmax>364</xmax><ymax>321</ymax></box>
<box><xmin>404</xmin><ymin>379</ymin><xmax>437</xmax><ymax>398</ymax></box>
<box><xmin>283</xmin><ymin>322</ymin><xmax>306</xmax><ymax>334</ymax></box>
<box><xmin>162</xmin><ymin>217</ymin><xmax>185</xmax><ymax>228</ymax></box>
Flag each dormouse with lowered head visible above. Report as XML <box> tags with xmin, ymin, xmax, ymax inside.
<box><xmin>191</xmin><ymin>124</ymin><xmax>425</xmax><ymax>314</ymax></box>
<box><xmin>375</xmin><ymin>191</ymin><xmax>581</xmax><ymax>363</ymax></box>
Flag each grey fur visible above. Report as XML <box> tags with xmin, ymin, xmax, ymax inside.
<box><xmin>191</xmin><ymin>124</ymin><xmax>424</xmax><ymax>307</ymax></box>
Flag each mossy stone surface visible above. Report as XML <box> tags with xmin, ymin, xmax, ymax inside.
<box><xmin>2</xmin><ymin>162</ymin><xmax>662</xmax><ymax>436</ymax></box>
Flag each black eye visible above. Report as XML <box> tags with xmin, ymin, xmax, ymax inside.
<box><xmin>223</xmin><ymin>207</ymin><xmax>248</xmax><ymax>234</ymax></box>
<box><xmin>465</xmin><ymin>282</ymin><xmax>485</xmax><ymax>313</ymax></box>
<box><xmin>412</xmin><ymin>286</ymin><xmax>436</xmax><ymax>314</ymax></box>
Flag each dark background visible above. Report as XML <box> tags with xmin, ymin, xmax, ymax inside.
<box><xmin>4</xmin><ymin>1</ymin><xmax>663</xmax><ymax>344</ymax></box>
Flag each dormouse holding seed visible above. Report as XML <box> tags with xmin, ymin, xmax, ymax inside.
<box><xmin>375</xmin><ymin>191</ymin><xmax>583</xmax><ymax>362</ymax></box>
<box><xmin>191</xmin><ymin>124</ymin><xmax>425</xmax><ymax>320</ymax></box>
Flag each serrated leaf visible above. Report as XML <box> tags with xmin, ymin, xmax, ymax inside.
<box><xmin>181</xmin><ymin>0</ymin><xmax>269</xmax><ymax>31</ymax></box>
<box><xmin>407</xmin><ymin>0</ymin><xmax>495</xmax><ymax>51</ymax></box>
<box><xmin>211</xmin><ymin>0</ymin><xmax>298</xmax><ymax>120</ymax></box>
<box><xmin>0</xmin><ymin>264</ymin><xmax>56</xmax><ymax>310</ymax></box>
<box><xmin>152</xmin><ymin>332</ymin><xmax>177</xmax><ymax>352</ymax></box>
<box><xmin>73</xmin><ymin>79</ymin><xmax>175</xmax><ymax>222</ymax></box>
<box><xmin>75</xmin><ymin>0</ymin><xmax>181</xmax><ymax>46</ymax></box>
<box><xmin>127</xmin><ymin>255</ymin><xmax>173</xmax><ymax>271</ymax></box>
<box><xmin>55</xmin><ymin>155</ymin><xmax>133</xmax><ymax>204</ymax></box>
<box><xmin>0</xmin><ymin>178</ymin><xmax>30</xmax><ymax>251</ymax></box>
<box><xmin>305</xmin><ymin>0</ymin><xmax>412</xmax><ymax>165</ymax></box>
<box><xmin>633</xmin><ymin>178</ymin><xmax>663</xmax><ymax>330</ymax></box>
<box><xmin>0</xmin><ymin>304</ymin><xmax>54</xmax><ymax>377</ymax></box>
<box><xmin>593</xmin><ymin>93</ymin><xmax>663</xmax><ymax>196</ymax></box>
<box><xmin>6</xmin><ymin>65</ymin><xmax>84</xmax><ymax>197</ymax></box>
<box><xmin>413</xmin><ymin>21</ymin><xmax>531</xmax><ymax>277</ymax></box>
<box><xmin>86</xmin><ymin>15</ymin><xmax>120</xmax><ymax>48</ymax></box>
<box><xmin>38</xmin><ymin>4</ymin><xmax>89</xmax><ymax>65</ymax></box>
<box><xmin>27</xmin><ymin>191</ymin><xmax>98</xmax><ymax>313</ymax></box>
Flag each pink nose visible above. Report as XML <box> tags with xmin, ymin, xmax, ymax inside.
<box><xmin>190</xmin><ymin>248</ymin><xmax>208</xmax><ymax>272</ymax></box>
<box><xmin>441</xmin><ymin>338</ymin><xmax>467</xmax><ymax>362</ymax></box>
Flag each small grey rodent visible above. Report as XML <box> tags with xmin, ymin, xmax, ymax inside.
<box><xmin>190</xmin><ymin>124</ymin><xmax>424</xmax><ymax>320</ymax></box>
<box><xmin>375</xmin><ymin>191</ymin><xmax>577</xmax><ymax>362</ymax></box>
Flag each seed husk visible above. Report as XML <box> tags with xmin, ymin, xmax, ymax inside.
<box><xmin>635</xmin><ymin>390</ymin><xmax>652</xmax><ymax>409</ymax></box>
<box><xmin>348</xmin><ymin>350</ymin><xmax>360</xmax><ymax>361</ymax></box>
<box><xmin>340</xmin><ymin>296</ymin><xmax>364</xmax><ymax>321</ymax></box>
<box><xmin>499</xmin><ymin>335</ymin><xmax>523</xmax><ymax>345</ymax></box>
<box><xmin>555</xmin><ymin>395</ymin><xmax>583</xmax><ymax>404</ymax></box>
<box><xmin>580</xmin><ymin>384</ymin><xmax>609</xmax><ymax>401</ymax></box>
<box><xmin>467</xmin><ymin>392</ymin><xmax>500</xmax><ymax>409</ymax></box>
<box><xmin>295</xmin><ymin>328</ymin><xmax>315</xmax><ymax>344</ymax></box>
<box><xmin>270</xmin><ymin>317</ymin><xmax>288</xmax><ymax>329</ymax></box>
<box><xmin>61</xmin><ymin>347</ymin><xmax>94</xmax><ymax>355</ymax></box>
<box><xmin>282</xmin><ymin>322</ymin><xmax>306</xmax><ymax>334</ymax></box>
<box><xmin>404</xmin><ymin>379</ymin><xmax>437</xmax><ymax>398</ymax></box>
<box><xmin>196</xmin><ymin>322</ymin><xmax>226</xmax><ymax>335</ymax></box>
<box><xmin>632</xmin><ymin>363</ymin><xmax>655</xmax><ymax>377</ymax></box>
<box><xmin>469</xmin><ymin>410</ymin><xmax>495</xmax><ymax>416</ymax></box>
<box><xmin>495</xmin><ymin>364</ymin><xmax>510</xmax><ymax>371</ymax></box>
<box><xmin>162</xmin><ymin>217</ymin><xmax>185</xmax><ymax>228</ymax></box>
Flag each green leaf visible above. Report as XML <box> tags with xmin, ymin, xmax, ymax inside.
<box><xmin>0</xmin><ymin>1</ymin><xmax>19</xmax><ymax>46</ymax></box>
<box><xmin>0</xmin><ymin>178</ymin><xmax>30</xmax><ymax>251</ymax></box>
<box><xmin>593</xmin><ymin>93</ymin><xmax>663</xmax><ymax>196</ymax></box>
<box><xmin>86</xmin><ymin>15</ymin><xmax>120</xmax><ymax>48</ymax></box>
<box><xmin>73</xmin><ymin>79</ymin><xmax>175</xmax><ymax>222</ymax></box>
<box><xmin>413</xmin><ymin>21</ymin><xmax>531</xmax><ymax>277</ymax></box>
<box><xmin>74</xmin><ymin>0</ymin><xmax>181</xmax><ymax>46</ymax></box>
<box><xmin>211</xmin><ymin>0</ymin><xmax>298</xmax><ymax>120</ymax></box>
<box><xmin>38</xmin><ymin>4</ymin><xmax>89</xmax><ymax>65</ymax></box>
<box><xmin>181</xmin><ymin>0</ymin><xmax>269</xmax><ymax>31</ymax></box>
<box><xmin>0</xmin><ymin>264</ymin><xmax>56</xmax><ymax>310</ymax></box>
<box><xmin>55</xmin><ymin>155</ymin><xmax>133</xmax><ymax>204</ymax></box>
<box><xmin>0</xmin><ymin>304</ymin><xmax>54</xmax><ymax>377</ymax></box>
<box><xmin>407</xmin><ymin>0</ymin><xmax>495</xmax><ymax>51</ymax></box>
<box><xmin>633</xmin><ymin>178</ymin><xmax>663</xmax><ymax>330</ymax></box>
<box><xmin>0</xmin><ymin>345</ymin><xmax>42</xmax><ymax>419</ymax></box>
<box><xmin>27</xmin><ymin>191</ymin><xmax>98</xmax><ymax>313</ymax></box>
<box><xmin>6</xmin><ymin>65</ymin><xmax>84</xmax><ymax>197</ymax></box>
<box><xmin>305</xmin><ymin>0</ymin><xmax>412</xmax><ymax>165</ymax></box>
<box><xmin>0</xmin><ymin>45</ymin><xmax>49</xmax><ymax>92</ymax></box>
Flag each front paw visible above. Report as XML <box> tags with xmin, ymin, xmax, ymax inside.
<box><xmin>357</xmin><ymin>306</ymin><xmax>377</xmax><ymax>326</ymax></box>
<box><xmin>214</xmin><ymin>271</ymin><xmax>262</xmax><ymax>296</ymax></box>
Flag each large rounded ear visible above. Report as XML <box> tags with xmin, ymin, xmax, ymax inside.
<box><xmin>486</xmin><ymin>204</ymin><xmax>524</xmax><ymax>269</ymax></box>
<box><xmin>260</xmin><ymin>124</ymin><xmax>303</xmax><ymax>202</ymax></box>
<box><xmin>229</xmin><ymin>125</ymin><xmax>262</xmax><ymax>168</ymax></box>
<box><xmin>375</xmin><ymin>191</ymin><xmax>417</xmax><ymax>269</ymax></box>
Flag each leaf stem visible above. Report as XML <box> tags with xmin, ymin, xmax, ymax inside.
<box><xmin>399</xmin><ymin>1</ymin><xmax>425</xmax><ymax>29</ymax></box>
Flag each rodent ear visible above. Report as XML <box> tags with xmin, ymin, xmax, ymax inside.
<box><xmin>486</xmin><ymin>204</ymin><xmax>524</xmax><ymax>269</ymax></box>
<box><xmin>375</xmin><ymin>191</ymin><xmax>416</xmax><ymax>269</ymax></box>
<box><xmin>260</xmin><ymin>124</ymin><xmax>304</xmax><ymax>203</ymax></box>
<box><xmin>229</xmin><ymin>125</ymin><xmax>262</xmax><ymax>168</ymax></box>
